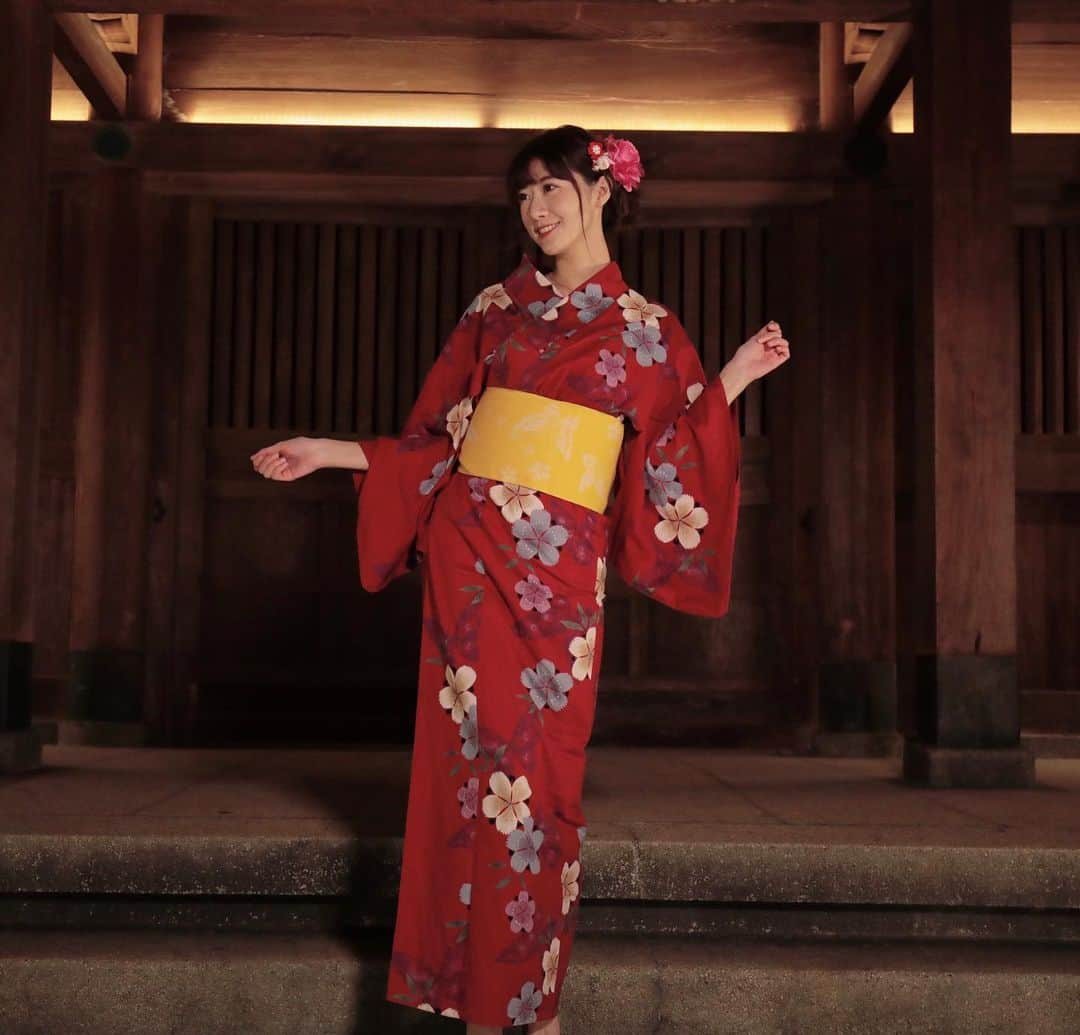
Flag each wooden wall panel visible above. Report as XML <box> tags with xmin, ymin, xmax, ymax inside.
<box><xmin>30</xmin><ymin>189</ymin><xmax>1080</xmax><ymax>745</ymax></box>
<box><xmin>206</xmin><ymin>216</ymin><xmax>774</xmax><ymax>430</ymax></box>
<box><xmin>1018</xmin><ymin>223</ymin><xmax>1080</xmax><ymax>434</ymax></box>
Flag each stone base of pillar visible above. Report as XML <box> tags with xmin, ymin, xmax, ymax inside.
<box><xmin>32</xmin><ymin>718</ymin><xmax>58</xmax><ymax>744</ymax></box>
<box><xmin>903</xmin><ymin>740</ymin><xmax>1036</xmax><ymax>788</ymax></box>
<box><xmin>0</xmin><ymin>727</ymin><xmax>44</xmax><ymax>773</ymax></box>
<box><xmin>54</xmin><ymin>720</ymin><xmax>147</xmax><ymax>747</ymax></box>
<box><xmin>812</xmin><ymin>730</ymin><xmax>903</xmax><ymax>758</ymax></box>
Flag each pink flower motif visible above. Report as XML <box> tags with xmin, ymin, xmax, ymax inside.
<box><xmin>604</xmin><ymin>135</ymin><xmax>644</xmax><ymax>192</ymax></box>
<box><xmin>594</xmin><ymin>348</ymin><xmax>627</xmax><ymax>387</ymax></box>
<box><xmin>506</xmin><ymin>890</ymin><xmax>536</xmax><ymax>933</ymax></box>
<box><xmin>458</xmin><ymin>776</ymin><xmax>479</xmax><ymax>819</ymax></box>
<box><xmin>515</xmin><ymin>573</ymin><xmax>554</xmax><ymax>613</ymax></box>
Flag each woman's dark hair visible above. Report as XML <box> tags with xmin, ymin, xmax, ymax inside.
<box><xmin>504</xmin><ymin>124</ymin><xmax>638</xmax><ymax>261</ymax></box>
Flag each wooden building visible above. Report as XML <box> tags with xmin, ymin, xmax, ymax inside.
<box><xmin>2</xmin><ymin>0</ymin><xmax>1079</xmax><ymax>790</ymax></box>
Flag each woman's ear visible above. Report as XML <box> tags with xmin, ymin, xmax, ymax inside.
<box><xmin>595</xmin><ymin>175</ymin><xmax>612</xmax><ymax>209</ymax></box>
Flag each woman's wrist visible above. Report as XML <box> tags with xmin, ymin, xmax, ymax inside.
<box><xmin>316</xmin><ymin>437</ymin><xmax>369</xmax><ymax>472</ymax></box>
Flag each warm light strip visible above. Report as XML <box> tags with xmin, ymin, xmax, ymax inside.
<box><xmin>49</xmin><ymin>90</ymin><xmax>1080</xmax><ymax>133</ymax></box>
<box><xmin>168</xmin><ymin>92</ymin><xmax>803</xmax><ymax>133</ymax></box>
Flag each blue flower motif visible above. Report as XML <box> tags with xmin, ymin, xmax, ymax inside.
<box><xmin>570</xmin><ymin>283</ymin><xmax>614</xmax><ymax>323</ymax></box>
<box><xmin>506</xmin><ymin>815</ymin><xmax>544</xmax><ymax>874</ymax></box>
<box><xmin>511</xmin><ymin>508</ymin><xmax>569</xmax><ymax>566</ymax></box>
<box><xmin>521</xmin><ymin>658</ymin><xmax>573</xmax><ymax>712</ymax></box>
<box><xmin>507</xmin><ymin>981</ymin><xmax>543</xmax><ymax>1025</ymax></box>
<box><xmin>527</xmin><ymin>296</ymin><xmax>567</xmax><ymax>322</ymax></box>
<box><xmin>459</xmin><ymin>702</ymin><xmax>478</xmax><ymax>760</ymax></box>
<box><xmin>622</xmin><ymin>321</ymin><xmax>667</xmax><ymax>366</ymax></box>
<box><xmin>419</xmin><ymin>458</ymin><xmax>452</xmax><ymax>495</ymax></box>
<box><xmin>645</xmin><ymin>458</ymin><xmax>683</xmax><ymax>507</ymax></box>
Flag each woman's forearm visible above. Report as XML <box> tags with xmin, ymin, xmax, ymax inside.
<box><xmin>718</xmin><ymin>360</ymin><xmax>752</xmax><ymax>406</ymax></box>
<box><xmin>317</xmin><ymin>437</ymin><xmax>369</xmax><ymax>472</ymax></box>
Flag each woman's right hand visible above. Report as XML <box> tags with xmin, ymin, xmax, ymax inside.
<box><xmin>250</xmin><ymin>436</ymin><xmax>321</xmax><ymax>482</ymax></box>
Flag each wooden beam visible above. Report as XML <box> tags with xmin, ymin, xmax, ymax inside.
<box><xmin>131</xmin><ymin>13</ymin><xmax>164</xmax><ymax>120</ymax></box>
<box><xmin>43</xmin><ymin>1</ymin><xmax>1080</xmax><ymax>26</ymax></box>
<box><xmin>853</xmin><ymin>22</ymin><xmax>912</xmax><ymax>133</ymax></box>
<box><xmin>52</xmin><ymin>13</ymin><xmax>127</xmax><ymax>119</ymax></box>
<box><xmin>819</xmin><ymin>22</ymin><xmax>853</xmax><ymax>130</ymax></box>
<box><xmin>48</xmin><ymin>123</ymin><xmax>848</xmax><ymax>179</ymax></box>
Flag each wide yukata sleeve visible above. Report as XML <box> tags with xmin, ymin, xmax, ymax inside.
<box><xmin>607</xmin><ymin>314</ymin><xmax>742</xmax><ymax>618</ymax></box>
<box><xmin>351</xmin><ymin>303</ymin><xmax>485</xmax><ymax>593</ymax></box>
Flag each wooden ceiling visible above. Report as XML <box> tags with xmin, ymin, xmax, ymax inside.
<box><xmin>49</xmin><ymin>4</ymin><xmax>1080</xmax><ymax>132</ymax></box>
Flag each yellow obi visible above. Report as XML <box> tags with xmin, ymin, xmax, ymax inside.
<box><xmin>457</xmin><ymin>387</ymin><xmax>625</xmax><ymax>514</ymax></box>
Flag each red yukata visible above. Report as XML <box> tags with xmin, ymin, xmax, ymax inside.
<box><xmin>352</xmin><ymin>254</ymin><xmax>741</xmax><ymax>1027</ymax></box>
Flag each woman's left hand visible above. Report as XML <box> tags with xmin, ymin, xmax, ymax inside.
<box><xmin>733</xmin><ymin>321</ymin><xmax>791</xmax><ymax>383</ymax></box>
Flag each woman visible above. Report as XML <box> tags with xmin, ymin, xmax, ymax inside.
<box><xmin>251</xmin><ymin>125</ymin><xmax>789</xmax><ymax>1033</ymax></box>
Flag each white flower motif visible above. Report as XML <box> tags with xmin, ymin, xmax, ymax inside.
<box><xmin>418</xmin><ymin>1004</ymin><xmax>461</xmax><ymax>1017</ymax></box>
<box><xmin>617</xmin><ymin>288</ymin><xmax>667</xmax><ymax>328</ymax></box>
<box><xmin>482</xmin><ymin>770</ymin><xmax>533</xmax><ymax>834</ymax></box>
<box><xmin>472</xmin><ymin>283</ymin><xmax>512</xmax><ymax>313</ymax></box>
<box><xmin>686</xmin><ymin>381</ymin><xmax>704</xmax><ymax>407</ymax></box>
<box><xmin>654</xmin><ymin>493</ymin><xmax>710</xmax><ymax>550</ymax></box>
<box><xmin>489</xmin><ymin>482</ymin><xmax>543</xmax><ymax>523</ymax></box>
<box><xmin>438</xmin><ymin>664</ymin><xmax>477</xmax><ymax>724</ymax></box>
<box><xmin>569</xmin><ymin>626</ymin><xmax>597</xmax><ymax>681</ymax></box>
<box><xmin>535</xmin><ymin>269</ymin><xmax>553</xmax><ymax>287</ymax></box>
<box><xmin>542</xmin><ymin>936</ymin><xmax>561</xmax><ymax>995</ymax></box>
<box><xmin>595</xmin><ymin>555</ymin><xmax>607</xmax><ymax>607</ymax></box>
<box><xmin>446</xmin><ymin>397</ymin><xmax>473</xmax><ymax>450</ymax></box>
<box><xmin>561</xmin><ymin>859</ymin><xmax>581</xmax><ymax>915</ymax></box>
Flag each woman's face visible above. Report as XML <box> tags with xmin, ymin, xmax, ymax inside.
<box><xmin>517</xmin><ymin>157</ymin><xmax>607</xmax><ymax>257</ymax></box>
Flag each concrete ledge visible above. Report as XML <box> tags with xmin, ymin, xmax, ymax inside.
<box><xmin>0</xmin><ymin>728</ymin><xmax>43</xmax><ymax>774</ymax></box>
<box><xmin>812</xmin><ymin>731</ymin><xmax>903</xmax><ymax>758</ymax></box>
<box><xmin>1023</xmin><ymin>733</ymin><xmax>1080</xmax><ymax>759</ymax></box>
<box><xmin>3</xmin><ymin>831</ymin><xmax>1079</xmax><ymax>911</ymax></box>
<box><xmin>1</xmin><ymin>930</ymin><xmax>1079</xmax><ymax>1034</ymax></box>
<box><xmin>903</xmin><ymin>742</ymin><xmax>1036</xmax><ymax>788</ymax></box>
<box><xmin>54</xmin><ymin>720</ymin><xmax>148</xmax><ymax>747</ymax></box>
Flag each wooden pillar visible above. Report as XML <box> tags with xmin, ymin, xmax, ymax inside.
<box><xmin>819</xmin><ymin>23</ymin><xmax>852</xmax><ymax>131</ymax></box>
<box><xmin>813</xmin><ymin>180</ymin><xmax>899</xmax><ymax>757</ymax></box>
<box><xmin>903</xmin><ymin>0</ymin><xmax>1034</xmax><ymax>787</ymax></box>
<box><xmin>66</xmin><ymin>168</ymin><xmax>156</xmax><ymax>743</ymax></box>
<box><xmin>130</xmin><ymin>14</ymin><xmax>164</xmax><ymax>121</ymax></box>
<box><xmin>0</xmin><ymin>1</ymin><xmax>51</xmax><ymax>772</ymax></box>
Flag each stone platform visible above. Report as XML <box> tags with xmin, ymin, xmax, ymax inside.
<box><xmin>1</xmin><ymin>746</ymin><xmax>1078</xmax><ymax>1033</ymax></box>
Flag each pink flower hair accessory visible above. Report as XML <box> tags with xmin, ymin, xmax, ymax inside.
<box><xmin>588</xmin><ymin>135</ymin><xmax>644</xmax><ymax>192</ymax></box>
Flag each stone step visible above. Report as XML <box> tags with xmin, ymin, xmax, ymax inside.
<box><xmin>1</xmin><ymin>929</ymin><xmax>1078</xmax><ymax>1034</ymax></box>
<box><xmin>4</xmin><ymin>829</ymin><xmax>1079</xmax><ymax>909</ymax></box>
<box><xmin>3</xmin><ymin>829</ymin><xmax>1079</xmax><ymax>942</ymax></box>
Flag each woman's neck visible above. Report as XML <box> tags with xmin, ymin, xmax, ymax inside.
<box><xmin>550</xmin><ymin>236</ymin><xmax>611</xmax><ymax>295</ymax></box>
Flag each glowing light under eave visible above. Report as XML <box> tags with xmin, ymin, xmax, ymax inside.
<box><xmin>51</xmin><ymin>92</ymin><xmax>90</xmax><ymax>121</ymax></box>
<box><xmin>48</xmin><ymin>91</ymin><xmax>1080</xmax><ymax>134</ymax></box>
<box><xmin>175</xmin><ymin>93</ymin><xmax>801</xmax><ymax>133</ymax></box>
